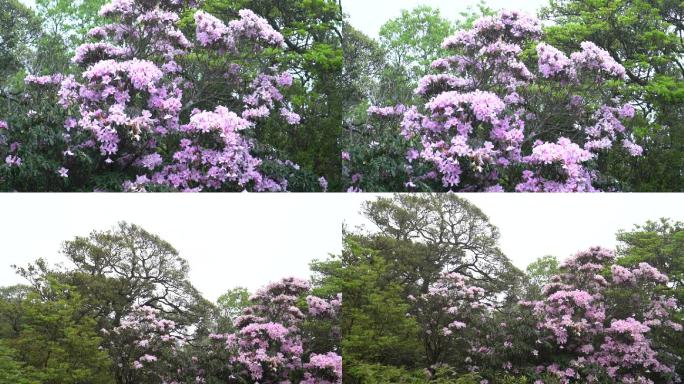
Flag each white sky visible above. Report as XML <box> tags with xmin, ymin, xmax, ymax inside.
<box><xmin>344</xmin><ymin>193</ymin><xmax>684</xmax><ymax>272</ymax></box>
<box><xmin>0</xmin><ymin>194</ymin><xmax>352</xmax><ymax>302</ymax></box>
<box><xmin>19</xmin><ymin>0</ymin><xmax>549</xmax><ymax>39</ymax></box>
<box><xmin>1</xmin><ymin>193</ymin><xmax>682</xmax><ymax>302</ymax></box>
<box><xmin>343</xmin><ymin>0</ymin><xmax>549</xmax><ymax>38</ymax></box>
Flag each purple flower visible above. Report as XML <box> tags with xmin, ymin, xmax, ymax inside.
<box><xmin>57</xmin><ymin>167</ymin><xmax>69</xmax><ymax>178</ymax></box>
<box><xmin>4</xmin><ymin>155</ymin><xmax>21</xmax><ymax>167</ymax></box>
<box><xmin>318</xmin><ymin>176</ymin><xmax>328</xmax><ymax>192</ymax></box>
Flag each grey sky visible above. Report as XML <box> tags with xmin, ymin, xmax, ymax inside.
<box><xmin>344</xmin><ymin>194</ymin><xmax>684</xmax><ymax>272</ymax></box>
<box><xmin>0</xmin><ymin>194</ymin><xmax>352</xmax><ymax>302</ymax></box>
<box><xmin>342</xmin><ymin>0</ymin><xmax>549</xmax><ymax>38</ymax></box>
<box><xmin>20</xmin><ymin>0</ymin><xmax>549</xmax><ymax>40</ymax></box>
<box><xmin>1</xmin><ymin>193</ymin><xmax>682</xmax><ymax>302</ymax></box>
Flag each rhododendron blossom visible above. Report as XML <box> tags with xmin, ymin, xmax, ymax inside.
<box><xmin>350</xmin><ymin>10</ymin><xmax>642</xmax><ymax>191</ymax></box>
<box><xmin>209</xmin><ymin>277</ymin><xmax>341</xmax><ymax>383</ymax></box>
<box><xmin>522</xmin><ymin>247</ymin><xmax>682</xmax><ymax>383</ymax></box>
<box><xmin>413</xmin><ymin>244</ymin><xmax>681</xmax><ymax>383</ymax></box>
<box><xmin>109</xmin><ymin>277</ymin><xmax>341</xmax><ymax>383</ymax></box>
<box><xmin>15</xmin><ymin>0</ymin><xmax>315</xmax><ymax>191</ymax></box>
<box><xmin>412</xmin><ymin>272</ymin><xmax>490</xmax><ymax>366</ymax></box>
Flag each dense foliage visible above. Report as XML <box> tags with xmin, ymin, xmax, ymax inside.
<box><xmin>2</xmin><ymin>0</ymin><xmax>683</xmax><ymax>190</ymax></box>
<box><xmin>0</xmin><ymin>222</ymin><xmax>341</xmax><ymax>383</ymax></box>
<box><xmin>342</xmin><ymin>1</ymin><xmax>684</xmax><ymax>191</ymax></box>
<box><xmin>329</xmin><ymin>194</ymin><xmax>683</xmax><ymax>383</ymax></box>
<box><xmin>0</xmin><ymin>0</ymin><xmax>341</xmax><ymax>191</ymax></box>
<box><xmin>541</xmin><ymin>0</ymin><xmax>684</xmax><ymax>191</ymax></box>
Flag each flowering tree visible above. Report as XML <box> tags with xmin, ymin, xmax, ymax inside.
<box><xmin>201</xmin><ymin>277</ymin><xmax>341</xmax><ymax>383</ymax></box>
<box><xmin>345</xmin><ymin>10</ymin><xmax>642</xmax><ymax>192</ymax></box>
<box><xmin>230</xmin><ymin>277</ymin><xmax>341</xmax><ymax>383</ymax></box>
<box><xmin>106</xmin><ymin>305</ymin><xmax>185</xmax><ymax>384</ymax></box>
<box><xmin>98</xmin><ymin>277</ymin><xmax>341</xmax><ymax>384</ymax></box>
<box><xmin>390</xmin><ymin>246</ymin><xmax>682</xmax><ymax>383</ymax></box>
<box><xmin>410</xmin><ymin>272</ymin><xmax>489</xmax><ymax>369</ymax></box>
<box><xmin>523</xmin><ymin>247</ymin><xmax>682</xmax><ymax>383</ymax></box>
<box><xmin>2</xmin><ymin>0</ymin><xmax>326</xmax><ymax>191</ymax></box>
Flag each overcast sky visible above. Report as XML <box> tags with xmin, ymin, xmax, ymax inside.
<box><xmin>344</xmin><ymin>194</ymin><xmax>684</xmax><ymax>272</ymax></box>
<box><xmin>19</xmin><ymin>0</ymin><xmax>548</xmax><ymax>39</ymax></box>
<box><xmin>2</xmin><ymin>194</ymin><xmax>682</xmax><ymax>304</ymax></box>
<box><xmin>342</xmin><ymin>0</ymin><xmax>549</xmax><ymax>38</ymax></box>
<box><xmin>0</xmin><ymin>194</ymin><xmax>353</xmax><ymax>302</ymax></box>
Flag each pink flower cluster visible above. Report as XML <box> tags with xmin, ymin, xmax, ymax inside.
<box><xmin>368</xmin><ymin>105</ymin><xmax>406</xmax><ymax>117</ymax></box>
<box><xmin>110</xmin><ymin>305</ymin><xmax>184</xmax><ymax>382</ymax></box>
<box><xmin>412</xmin><ymin>272</ymin><xmax>488</xmax><ymax>364</ymax></box>
<box><xmin>363</xmin><ymin>9</ymin><xmax>641</xmax><ymax>191</ymax></box>
<box><xmin>24</xmin><ymin>74</ymin><xmax>64</xmax><ymax>85</ymax></box>
<box><xmin>307</xmin><ymin>293</ymin><xmax>341</xmax><ymax>317</ymax></box>
<box><xmin>415</xmin><ymin>74</ymin><xmax>472</xmax><ymax>96</ymax></box>
<box><xmin>24</xmin><ymin>0</ymin><xmax>303</xmax><ymax>191</ymax></box>
<box><xmin>571</xmin><ymin>42</ymin><xmax>627</xmax><ymax>78</ymax></box>
<box><xmin>612</xmin><ymin>263</ymin><xmax>669</xmax><ymax>285</ymax></box>
<box><xmin>194</xmin><ymin>9</ymin><xmax>284</xmax><ymax>52</ymax></box>
<box><xmin>302</xmin><ymin>352</ymin><xmax>343</xmax><ymax>384</ymax></box>
<box><xmin>523</xmin><ymin>247</ymin><xmax>681</xmax><ymax>383</ymax></box>
<box><xmin>72</xmin><ymin>42</ymin><xmax>131</xmax><ymax>65</ymax></box>
<box><xmin>517</xmin><ymin>138</ymin><xmax>595</xmax><ymax>192</ymax></box>
<box><xmin>224</xmin><ymin>277</ymin><xmax>341</xmax><ymax>383</ymax></box>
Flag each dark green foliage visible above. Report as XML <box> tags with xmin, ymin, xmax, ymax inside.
<box><xmin>542</xmin><ymin>0</ymin><xmax>684</xmax><ymax>191</ymax></box>
<box><xmin>200</xmin><ymin>0</ymin><xmax>344</xmax><ymax>189</ymax></box>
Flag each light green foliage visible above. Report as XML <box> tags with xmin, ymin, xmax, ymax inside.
<box><xmin>35</xmin><ymin>0</ymin><xmax>109</xmax><ymax>47</ymax></box>
<box><xmin>29</xmin><ymin>0</ymin><xmax>108</xmax><ymax>75</ymax></box>
<box><xmin>0</xmin><ymin>0</ymin><xmax>41</xmax><ymax>84</ymax></box>
<box><xmin>378</xmin><ymin>6</ymin><xmax>455</xmax><ymax>101</ymax></box>
<box><xmin>376</xmin><ymin>2</ymin><xmax>494</xmax><ymax>103</ymax></box>
<box><xmin>617</xmin><ymin>218</ymin><xmax>684</xmax><ymax>299</ymax></box>
<box><xmin>7</xmin><ymin>280</ymin><xmax>113</xmax><ymax>384</ymax></box>
<box><xmin>341</xmin><ymin>23</ymin><xmax>385</xmax><ymax>116</ymax></box>
<box><xmin>0</xmin><ymin>341</ymin><xmax>39</xmax><ymax>384</ymax></box>
<box><xmin>524</xmin><ymin>255</ymin><xmax>559</xmax><ymax>299</ymax></box>
<box><xmin>312</xmin><ymin>235</ymin><xmax>423</xmax><ymax>384</ymax></box>
<box><xmin>345</xmin><ymin>362</ymin><xmax>428</xmax><ymax>383</ymax></box>
<box><xmin>215</xmin><ymin>287</ymin><xmax>250</xmax><ymax>331</ymax></box>
<box><xmin>0</xmin><ymin>285</ymin><xmax>30</xmax><ymax>339</ymax></box>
